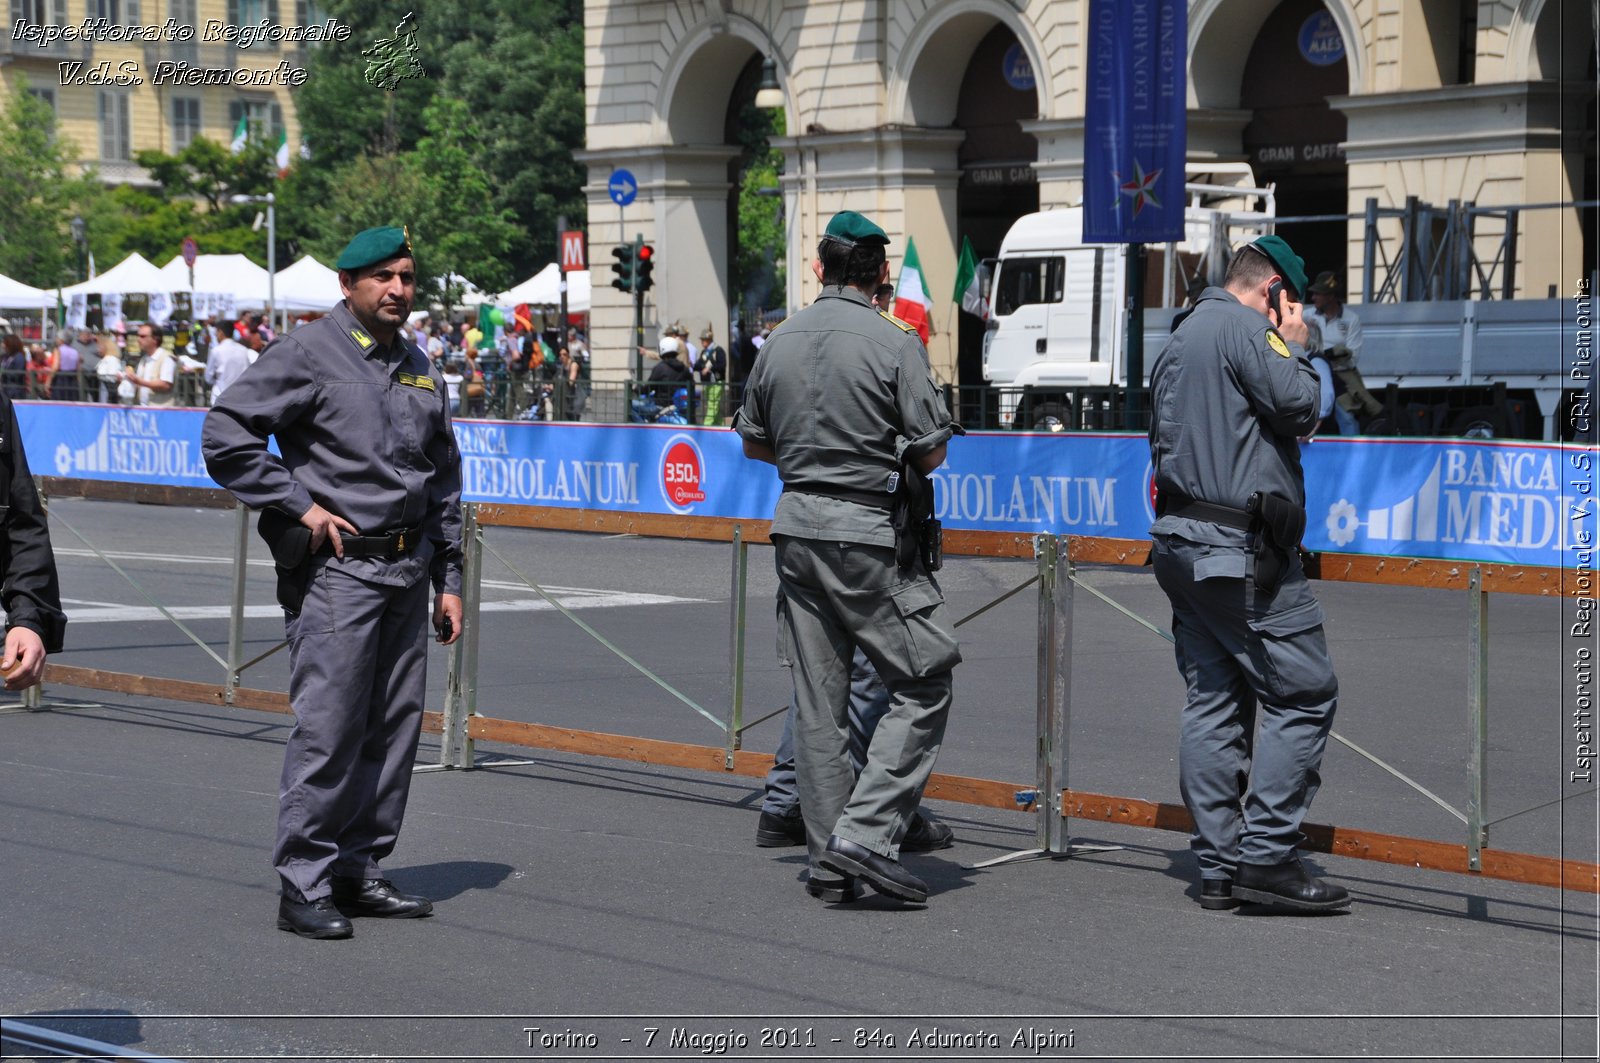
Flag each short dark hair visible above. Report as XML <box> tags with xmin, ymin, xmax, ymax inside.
<box><xmin>139</xmin><ymin>323</ymin><xmax>165</xmax><ymax>342</ymax></box>
<box><xmin>818</xmin><ymin>236</ymin><xmax>887</xmax><ymax>289</ymax></box>
<box><xmin>1224</xmin><ymin>244</ymin><xmax>1280</xmax><ymax>294</ymax></box>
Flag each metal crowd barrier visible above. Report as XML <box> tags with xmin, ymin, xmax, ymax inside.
<box><xmin>23</xmin><ymin>476</ymin><xmax>1599</xmax><ymax>896</ymax></box>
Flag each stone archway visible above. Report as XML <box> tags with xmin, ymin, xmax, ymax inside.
<box><xmin>887</xmin><ymin>0</ymin><xmax>1048</xmax><ymax>390</ymax></box>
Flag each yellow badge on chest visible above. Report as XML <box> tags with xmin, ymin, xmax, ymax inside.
<box><xmin>350</xmin><ymin>328</ymin><xmax>374</xmax><ymax>349</ymax></box>
<box><xmin>1266</xmin><ymin>330</ymin><xmax>1292</xmax><ymax>358</ymax></box>
<box><xmin>398</xmin><ymin>372</ymin><xmax>436</xmax><ymax>391</ymax></box>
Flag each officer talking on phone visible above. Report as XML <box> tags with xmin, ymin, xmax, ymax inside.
<box><xmin>1147</xmin><ymin>234</ymin><xmax>1349</xmax><ymax>914</ymax></box>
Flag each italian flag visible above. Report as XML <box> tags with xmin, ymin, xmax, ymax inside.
<box><xmin>275</xmin><ymin>129</ymin><xmax>291</xmax><ymax>177</ymax></box>
<box><xmin>229</xmin><ymin>116</ymin><xmax>249</xmax><ymax>154</ymax></box>
<box><xmin>953</xmin><ymin>235</ymin><xmax>989</xmax><ymax>320</ymax></box>
<box><xmin>892</xmin><ymin>236</ymin><xmax>932</xmax><ymax>343</ymax></box>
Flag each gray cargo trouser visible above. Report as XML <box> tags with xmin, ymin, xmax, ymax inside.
<box><xmin>274</xmin><ymin>561</ymin><xmax>431</xmax><ymax>902</ymax></box>
<box><xmin>760</xmin><ymin>646</ymin><xmax>891</xmax><ymax>817</ymax></box>
<box><xmin>772</xmin><ymin>536</ymin><xmax>959</xmax><ymax>866</ymax></box>
<box><xmin>1150</xmin><ymin>533</ymin><xmax>1339</xmax><ymax>878</ymax></box>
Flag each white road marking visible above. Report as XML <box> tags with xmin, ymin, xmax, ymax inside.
<box><xmin>60</xmin><ymin>590</ymin><xmax>708</xmax><ymax>624</ymax></box>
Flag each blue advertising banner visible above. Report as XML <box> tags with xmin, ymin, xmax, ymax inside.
<box><xmin>1082</xmin><ymin>0</ymin><xmax>1188</xmax><ymax>244</ymax></box>
<box><xmin>15</xmin><ymin>403</ymin><xmax>1595</xmax><ymax>570</ymax></box>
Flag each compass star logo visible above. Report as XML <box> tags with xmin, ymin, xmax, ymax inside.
<box><xmin>1116</xmin><ymin>159</ymin><xmax>1163</xmax><ymax>217</ymax></box>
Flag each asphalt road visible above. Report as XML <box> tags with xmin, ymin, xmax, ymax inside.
<box><xmin>1</xmin><ymin>497</ymin><xmax>1595</xmax><ymax>1062</ymax></box>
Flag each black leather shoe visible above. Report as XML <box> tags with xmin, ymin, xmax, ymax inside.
<box><xmin>1233</xmin><ymin>857</ymin><xmax>1350</xmax><ymax>912</ymax></box>
<box><xmin>277</xmin><ymin>895</ymin><xmax>353</xmax><ymax>939</ymax></box>
<box><xmin>331</xmin><ymin>876</ymin><xmax>434</xmax><ymax>918</ymax></box>
<box><xmin>756</xmin><ymin>810</ymin><xmax>806</xmax><ymax>848</ymax></box>
<box><xmin>1199</xmin><ymin>879</ymin><xmax>1240</xmax><ymax>911</ymax></box>
<box><xmin>901</xmin><ymin>810</ymin><xmax>954</xmax><ymax>853</ymax></box>
<box><xmin>820</xmin><ymin>835</ymin><xmax>929</xmax><ymax>903</ymax></box>
<box><xmin>805</xmin><ymin>871</ymin><xmax>864</xmax><ymax>903</ymax></box>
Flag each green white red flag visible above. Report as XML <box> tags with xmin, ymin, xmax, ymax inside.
<box><xmin>953</xmin><ymin>235</ymin><xmax>988</xmax><ymax>320</ymax></box>
<box><xmin>892</xmin><ymin>236</ymin><xmax>932</xmax><ymax>343</ymax></box>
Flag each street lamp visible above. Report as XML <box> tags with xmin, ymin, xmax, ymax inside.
<box><xmin>230</xmin><ymin>192</ymin><xmax>275</xmax><ymax>331</ymax></box>
<box><xmin>69</xmin><ymin>214</ymin><xmax>87</xmax><ymax>281</ymax></box>
<box><xmin>754</xmin><ymin>56</ymin><xmax>784</xmax><ymax>110</ymax></box>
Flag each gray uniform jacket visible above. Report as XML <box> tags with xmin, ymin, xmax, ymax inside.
<box><xmin>202</xmin><ymin>301</ymin><xmax>464</xmax><ymax>596</ymax></box>
<box><xmin>1148</xmin><ymin>287</ymin><xmax>1320</xmax><ymax>547</ymax></box>
<box><xmin>733</xmin><ymin>285</ymin><xmax>958</xmax><ymax>547</ymax></box>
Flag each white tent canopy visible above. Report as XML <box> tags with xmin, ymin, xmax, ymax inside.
<box><xmin>272</xmin><ymin>255</ymin><xmax>342</xmax><ymax>312</ymax></box>
<box><xmin>60</xmin><ymin>252</ymin><xmax>166</xmax><ymax>297</ymax></box>
<box><xmin>157</xmin><ymin>253</ymin><xmax>271</xmax><ymax>306</ymax></box>
<box><xmin>58</xmin><ymin>252</ymin><xmax>182</xmax><ymax>329</ymax></box>
<box><xmin>0</xmin><ymin>272</ymin><xmax>58</xmax><ymax>310</ymax></box>
<box><xmin>498</xmin><ymin>264</ymin><xmax>590</xmax><ymax>312</ymax></box>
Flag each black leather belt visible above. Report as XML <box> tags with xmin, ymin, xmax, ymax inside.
<box><xmin>1160</xmin><ymin>493</ymin><xmax>1254</xmax><ymax>531</ymax></box>
<box><xmin>782</xmin><ymin>484</ymin><xmax>896</xmax><ymax>512</ymax></box>
<box><xmin>321</xmin><ymin>524</ymin><xmax>423</xmax><ymax>559</ymax></box>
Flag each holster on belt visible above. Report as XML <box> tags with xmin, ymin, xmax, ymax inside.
<box><xmin>1160</xmin><ymin>490</ymin><xmax>1305</xmax><ymax>594</ymax></box>
<box><xmin>892</xmin><ymin>462</ymin><xmax>943</xmax><ymax>573</ymax></box>
<box><xmin>257</xmin><ymin>506</ymin><xmax>313</xmax><ymax>614</ymax></box>
<box><xmin>1245</xmin><ymin>491</ymin><xmax>1306</xmax><ymax>595</ymax></box>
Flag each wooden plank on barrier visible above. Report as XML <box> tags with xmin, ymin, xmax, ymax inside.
<box><xmin>39</xmin><ymin>477</ymin><xmax>238</xmax><ymax>509</ymax></box>
<box><xmin>471</xmin><ymin>504</ymin><xmax>1041</xmax><ymax>560</ymax></box>
<box><xmin>1063</xmin><ymin>790</ymin><xmax>1600</xmax><ymax>894</ymax></box>
<box><xmin>41</xmin><ymin>663</ymin><xmax>285</xmax><ymax>711</ymax></box>
<box><xmin>1065</xmin><ymin>536</ymin><xmax>1577</xmax><ymax>598</ymax></box>
<box><xmin>474</xmin><ymin>505</ymin><xmax>773</xmax><ymax>545</ymax></box>
<box><xmin>467</xmin><ymin>716</ymin><xmax>776</xmax><ymax>776</ymax></box>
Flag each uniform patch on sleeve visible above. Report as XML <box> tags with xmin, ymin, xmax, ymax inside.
<box><xmin>879</xmin><ymin>311</ymin><xmax>919</xmax><ymax>333</ymax></box>
<box><xmin>398</xmin><ymin>372</ymin><xmax>436</xmax><ymax>391</ymax></box>
<box><xmin>1265</xmin><ymin>330</ymin><xmax>1292</xmax><ymax>358</ymax></box>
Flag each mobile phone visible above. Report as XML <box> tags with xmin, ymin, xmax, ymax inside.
<box><xmin>438</xmin><ymin>616</ymin><xmax>453</xmax><ymax>643</ymax></box>
<box><xmin>1267</xmin><ymin>280</ymin><xmax>1284</xmax><ymax>325</ymax></box>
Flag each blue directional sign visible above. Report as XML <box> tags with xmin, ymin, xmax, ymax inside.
<box><xmin>608</xmin><ymin>169</ymin><xmax>638</xmax><ymax>207</ymax></box>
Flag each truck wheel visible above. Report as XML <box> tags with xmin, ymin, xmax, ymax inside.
<box><xmin>1452</xmin><ymin>408</ymin><xmax>1499</xmax><ymax>439</ymax></box>
<box><xmin>1030</xmin><ymin>401</ymin><xmax>1071</xmax><ymax>432</ymax></box>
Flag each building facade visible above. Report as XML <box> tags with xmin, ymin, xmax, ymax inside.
<box><xmin>581</xmin><ymin>0</ymin><xmax>1595</xmax><ymax>386</ymax></box>
<box><xmin>2</xmin><ymin>0</ymin><xmax>317</xmax><ymax>186</ymax></box>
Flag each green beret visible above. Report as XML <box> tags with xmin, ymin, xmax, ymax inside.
<box><xmin>822</xmin><ymin>210</ymin><xmax>890</xmax><ymax>248</ymax></box>
<box><xmin>336</xmin><ymin>226</ymin><xmax>414</xmax><ymax>271</ymax></box>
<box><xmin>1249</xmin><ymin>235</ymin><xmax>1308</xmax><ymax>301</ymax></box>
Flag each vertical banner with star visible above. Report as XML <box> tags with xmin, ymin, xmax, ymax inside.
<box><xmin>1082</xmin><ymin>0</ymin><xmax>1187</xmax><ymax>244</ymax></box>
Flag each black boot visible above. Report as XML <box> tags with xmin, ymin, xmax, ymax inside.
<box><xmin>1233</xmin><ymin>857</ymin><xmax>1350</xmax><ymax>912</ymax></box>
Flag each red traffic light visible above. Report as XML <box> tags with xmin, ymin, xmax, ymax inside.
<box><xmin>637</xmin><ymin>245</ymin><xmax>654</xmax><ymax>261</ymax></box>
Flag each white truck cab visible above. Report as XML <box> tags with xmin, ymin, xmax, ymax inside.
<box><xmin>982</xmin><ymin>181</ymin><xmax>1276</xmax><ymax>428</ymax></box>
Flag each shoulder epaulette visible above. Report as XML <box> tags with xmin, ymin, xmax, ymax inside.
<box><xmin>879</xmin><ymin>311</ymin><xmax>918</xmax><ymax>334</ymax></box>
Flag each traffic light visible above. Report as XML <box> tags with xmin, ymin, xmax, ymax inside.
<box><xmin>610</xmin><ymin>244</ymin><xmax>634</xmax><ymax>293</ymax></box>
<box><xmin>635</xmin><ymin>244</ymin><xmax>655</xmax><ymax>293</ymax></box>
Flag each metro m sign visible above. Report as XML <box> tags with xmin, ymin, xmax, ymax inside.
<box><xmin>560</xmin><ymin>230</ymin><xmax>587</xmax><ymax>272</ymax></box>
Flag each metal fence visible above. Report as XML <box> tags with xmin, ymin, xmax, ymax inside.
<box><xmin>24</xmin><ymin>475</ymin><xmax>1599</xmax><ymax>895</ymax></box>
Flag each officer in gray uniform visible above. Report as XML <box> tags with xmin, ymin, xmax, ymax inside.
<box><xmin>1148</xmin><ymin>234</ymin><xmax>1349</xmax><ymax>913</ymax></box>
<box><xmin>735</xmin><ymin>210</ymin><xmax>961</xmax><ymax>905</ymax></box>
<box><xmin>203</xmin><ymin>226</ymin><xmax>464</xmax><ymax>939</ymax></box>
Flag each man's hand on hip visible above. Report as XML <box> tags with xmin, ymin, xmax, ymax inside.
<box><xmin>300</xmin><ymin>502</ymin><xmax>358</xmax><ymax>557</ymax></box>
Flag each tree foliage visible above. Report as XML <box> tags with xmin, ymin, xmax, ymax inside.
<box><xmin>0</xmin><ymin>84</ymin><xmax>100</xmax><ymax>287</ymax></box>
<box><xmin>293</xmin><ymin>0</ymin><xmax>584</xmax><ymax>288</ymax></box>
<box><xmin>732</xmin><ymin>106</ymin><xmax>787</xmax><ymax>315</ymax></box>
<box><xmin>305</xmin><ymin>95</ymin><xmax>515</xmax><ymax>308</ymax></box>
